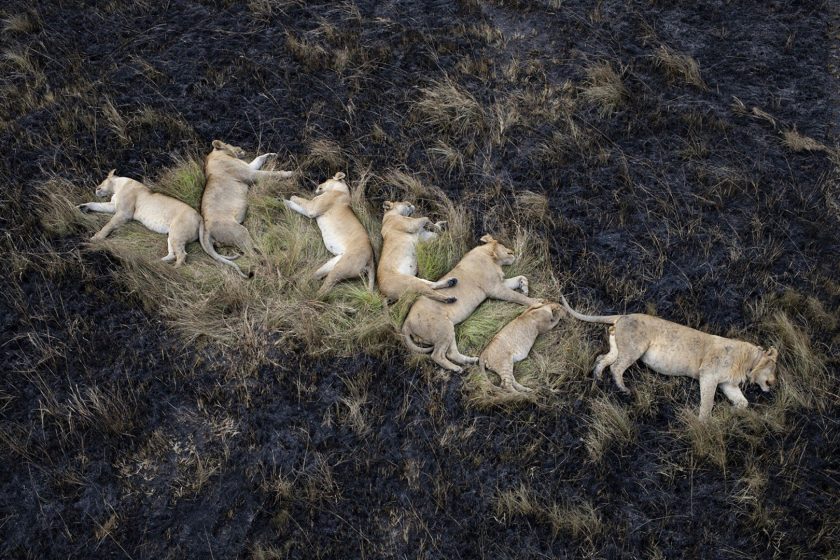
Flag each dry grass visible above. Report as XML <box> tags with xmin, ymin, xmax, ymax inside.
<box><xmin>781</xmin><ymin>126</ymin><xmax>831</xmax><ymax>154</ymax></box>
<box><xmin>653</xmin><ymin>45</ymin><xmax>705</xmax><ymax>89</ymax></box>
<box><xmin>495</xmin><ymin>484</ymin><xmax>602</xmax><ymax>543</ymax></box>
<box><xmin>584</xmin><ymin>395</ymin><xmax>637</xmax><ymax>462</ymax></box>
<box><xmin>39</xmin><ymin>151</ymin><xmax>591</xmax><ymax>411</ymax></box>
<box><xmin>414</xmin><ymin>78</ymin><xmax>486</xmax><ymax>139</ymax></box>
<box><xmin>2</xmin><ymin>11</ymin><xmax>41</xmax><ymax>35</ymax></box>
<box><xmin>580</xmin><ymin>61</ymin><xmax>627</xmax><ymax>117</ymax></box>
<box><xmin>32</xmin><ymin>157</ymin><xmax>450</xmax><ymax>365</ymax></box>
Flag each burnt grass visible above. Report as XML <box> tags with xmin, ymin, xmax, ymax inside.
<box><xmin>1</xmin><ymin>0</ymin><xmax>840</xmax><ymax>557</ymax></box>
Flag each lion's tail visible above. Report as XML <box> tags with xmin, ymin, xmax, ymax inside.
<box><xmin>401</xmin><ymin>321</ymin><xmax>433</xmax><ymax>354</ymax></box>
<box><xmin>560</xmin><ymin>295</ymin><xmax>620</xmax><ymax>324</ymax></box>
<box><xmin>199</xmin><ymin>220</ymin><xmax>249</xmax><ymax>279</ymax></box>
<box><xmin>367</xmin><ymin>257</ymin><xmax>376</xmax><ymax>292</ymax></box>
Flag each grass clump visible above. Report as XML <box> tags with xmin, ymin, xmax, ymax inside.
<box><xmin>781</xmin><ymin>126</ymin><xmax>831</xmax><ymax>154</ymax></box>
<box><xmin>584</xmin><ymin>395</ymin><xmax>637</xmax><ymax>462</ymax></box>
<box><xmin>580</xmin><ymin>61</ymin><xmax>627</xmax><ymax>117</ymax></box>
<box><xmin>414</xmin><ymin>78</ymin><xmax>486</xmax><ymax>138</ymax></box>
<box><xmin>653</xmin><ymin>45</ymin><xmax>705</xmax><ymax>89</ymax></box>
<box><xmin>495</xmin><ymin>484</ymin><xmax>602</xmax><ymax>543</ymax></box>
<box><xmin>150</xmin><ymin>156</ymin><xmax>205</xmax><ymax>209</ymax></box>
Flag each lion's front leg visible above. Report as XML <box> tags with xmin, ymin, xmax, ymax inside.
<box><xmin>92</xmin><ymin>211</ymin><xmax>132</xmax><ymax>241</ymax></box>
<box><xmin>720</xmin><ymin>382</ymin><xmax>748</xmax><ymax>409</ymax></box>
<box><xmin>408</xmin><ymin>216</ymin><xmax>431</xmax><ymax>233</ymax></box>
<box><xmin>78</xmin><ymin>201</ymin><xmax>116</xmax><ymax>214</ymax></box>
<box><xmin>284</xmin><ymin>196</ymin><xmax>316</xmax><ymax>219</ymax></box>
<box><xmin>488</xmin><ymin>280</ymin><xmax>540</xmax><ymax>307</ymax></box>
<box><xmin>698</xmin><ymin>375</ymin><xmax>718</xmax><ymax>420</ymax></box>
<box><xmin>504</xmin><ymin>275</ymin><xmax>529</xmax><ymax>296</ymax></box>
<box><xmin>248</xmin><ymin>152</ymin><xmax>276</xmax><ymax>170</ymax></box>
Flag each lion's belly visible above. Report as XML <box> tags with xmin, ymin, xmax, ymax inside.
<box><xmin>316</xmin><ymin>218</ymin><xmax>346</xmax><ymax>255</ymax></box>
<box><xmin>447</xmin><ymin>290</ymin><xmax>486</xmax><ymax>325</ymax></box>
<box><xmin>641</xmin><ymin>342</ymin><xmax>698</xmax><ymax>379</ymax></box>
<box><xmin>511</xmin><ymin>342</ymin><xmax>535</xmax><ymax>364</ymax></box>
<box><xmin>134</xmin><ymin>207</ymin><xmax>170</xmax><ymax>235</ymax></box>
<box><xmin>394</xmin><ymin>253</ymin><xmax>418</xmax><ymax>277</ymax></box>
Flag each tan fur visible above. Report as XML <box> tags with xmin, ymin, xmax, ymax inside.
<box><xmin>201</xmin><ymin>139</ymin><xmax>293</xmax><ymax>277</ymax></box>
<box><xmin>479</xmin><ymin>302</ymin><xmax>564</xmax><ymax>393</ymax></box>
<box><xmin>78</xmin><ymin>170</ymin><xmax>202</xmax><ymax>267</ymax></box>
<box><xmin>561</xmin><ymin>296</ymin><xmax>779</xmax><ymax>419</ymax></box>
<box><xmin>377</xmin><ymin>201</ymin><xmax>457</xmax><ymax>303</ymax></box>
<box><xmin>401</xmin><ymin>234</ymin><xmax>541</xmax><ymax>372</ymax></box>
<box><xmin>283</xmin><ymin>172</ymin><xmax>375</xmax><ymax>296</ymax></box>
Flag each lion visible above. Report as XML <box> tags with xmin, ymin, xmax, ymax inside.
<box><xmin>478</xmin><ymin>301</ymin><xmax>564</xmax><ymax>393</ymax></box>
<box><xmin>401</xmin><ymin>234</ymin><xmax>542</xmax><ymax>372</ymax></box>
<box><xmin>282</xmin><ymin>172</ymin><xmax>375</xmax><ymax>296</ymax></box>
<box><xmin>201</xmin><ymin>139</ymin><xmax>293</xmax><ymax>277</ymax></box>
<box><xmin>561</xmin><ymin>296</ymin><xmax>779</xmax><ymax>419</ymax></box>
<box><xmin>78</xmin><ymin>170</ymin><xmax>204</xmax><ymax>267</ymax></box>
<box><xmin>377</xmin><ymin>200</ymin><xmax>458</xmax><ymax>304</ymax></box>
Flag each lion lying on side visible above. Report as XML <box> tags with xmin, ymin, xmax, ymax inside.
<box><xmin>561</xmin><ymin>296</ymin><xmax>778</xmax><ymax>419</ymax></box>
<box><xmin>78</xmin><ymin>170</ymin><xmax>204</xmax><ymax>267</ymax></box>
<box><xmin>378</xmin><ymin>200</ymin><xmax>458</xmax><ymax>303</ymax></box>
<box><xmin>283</xmin><ymin>172</ymin><xmax>375</xmax><ymax>296</ymax></box>
<box><xmin>479</xmin><ymin>301</ymin><xmax>564</xmax><ymax>393</ymax></box>
<box><xmin>402</xmin><ymin>235</ymin><xmax>541</xmax><ymax>372</ymax></box>
<box><xmin>201</xmin><ymin>139</ymin><xmax>293</xmax><ymax>277</ymax></box>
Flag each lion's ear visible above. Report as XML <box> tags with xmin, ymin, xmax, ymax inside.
<box><xmin>766</xmin><ymin>347</ymin><xmax>778</xmax><ymax>361</ymax></box>
<box><xmin>480</xmin><ymin>234</ymin><xmax>496</xmax><ymax>244</ymax></box>
<box><xmin>382</xmin><ymin>201</ymin><xmax>394</xmax><ymax>211</ymax></box>
<box><xmin>333</xmin><ymin>172</ymin><xmax>346</xmax><ymax>181</ymax></box>
<box><xmin>107</xmin><ymin>169</ymin><xmax>116</xmax><ymax>178</ymax></box>
<box><xmin>212</xmin><ymin>140</ymin><xmax>224</xmax><ymax>149</ymax></box>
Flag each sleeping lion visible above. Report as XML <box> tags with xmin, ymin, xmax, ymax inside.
<box><xmin>561</xmin><ymin>296</ymin><xmax>778</xmax><ymax>419</ymax></box>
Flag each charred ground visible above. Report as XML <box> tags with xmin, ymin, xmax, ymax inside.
<box><xmin>1</xmin><ymin>0</ymin><xmax>839</xmax><ymax>557</ymax></box>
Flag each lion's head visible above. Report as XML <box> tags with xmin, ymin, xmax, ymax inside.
<box><xmin>315</xmin><ymin>172</ymin><xmax>349</xmax><ymax>196</ymax></box>
<box><xmin>95</xmin><ymin>169</ymin><xmax>117</xmax><ymax>198</ymax></box>
<box><xmin>211</xmin><ymin>139</ymin><xmax>245</xmax><ymax>159</ymax></box>
<box><xmin>481</xmin><ymin>234</ymin><xmax>516</xmax><ymax>266</ymax></box>
<box><xmin>749</xmin><ymin>347</ymin><xmax>778</xmax><ymax>392</ymax></box>
<box><xmin>382</xmin><ymin>200</ymin><xmax>415</xmax><ymax>216</ymax></box>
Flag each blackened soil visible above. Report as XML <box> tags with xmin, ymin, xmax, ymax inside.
<box><xmin>1</xmin><ymin>0</ymin><xmax>839</xmax><ymax>557</ymax></box>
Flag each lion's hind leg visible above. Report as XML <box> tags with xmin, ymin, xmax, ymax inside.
<box><xmin>418</xmin><ymin>277</ymin><xmax>458</xmax><ymax>290</ymax></box>
<box><xmin>445</xmin><ymin>333</ymin><xmax>478</xmax><ymax>366</ymax></box>
<box><xmin>593</xmin><ymin>325</ymin><xmax>619</xmax><ymax>380</ymax></box>
<box><xmin>213</xmin><ymin>221</ymin><xmax>256</xmax><ymax>257</ymax></box>
<box><xmin>431</xmin><ymin>344</ymin><xmax>464</xmax><ymax>373</ymax></box>
<box><xmin>426</xmin><ymin>323</ymin><xmax>466</xmax><ymax>372</ymax></box>
<box><xmin>314</xmin><ymin>254</ymin><xmax>342</xmax><ymax>280</ymax></box>
<box><xmin>498</xmin><ymin>361</ymin><xmax>532</xmax><ymax>393</ymax></box>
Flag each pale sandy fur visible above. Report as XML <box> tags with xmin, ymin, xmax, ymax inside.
<box><xmin>377</xmin><ymin>201</ymin><xmax>457</xmax><ymax>303</ymax></box>
<box><xmin>479</xmin><ymin>302</ymin><xmax>563</xmax><ymax>393</ymax></box>
<box><xmin>562</xmin><ymin>296</ymin><xmax>779</xmax><ymax>419</ymax></box>
<box><xmin>78</xmin><ymin>171</ymin><xmax>202</xmax><ymax>267</ymax></box>
<box><xmin>201</xmin><ymin>139</ymin><xmax>293</xmax><ymax>277</ymax></box>
<box><xmin>283</xmin><ymin>172</ymin><xmax>375</xmax><ymax>296</ymax></box>
<box><xmin>401</xmin><ymin>235</ymin><xmax>541</xmax><ymax>372</ymax></box>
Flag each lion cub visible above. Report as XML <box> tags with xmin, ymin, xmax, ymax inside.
<box><xmin>201</xmin><ymin>139</ymin><xmax>293</xmax><ymax>277</ymax></box>
<box><xmin>78</xmin><ymin>170</ymin><xmax>203</xmax><ymax>267</ymax></box>
<box><xmin>561</xmin><ymin>296</ymin><xmax>778</xmax><ymax>419</ymax></box>
<box><xmin>378</xmin><ymin>201</ymin><xmax>458</xmax><ymax>303</ymax></box>
<box><xmin>402</xmin><ymin>234</ymin><xmax>541</xmax><ymax>372</ymax></box>
<box><xmin>478</xmin><ymin>301</ymin><xmax>564</xmax><ymax>393</ymax></box>
<box><xmin>283</xmin><ymin>172</ymin><xmax>375</xmax><ymax>296</ymax></box>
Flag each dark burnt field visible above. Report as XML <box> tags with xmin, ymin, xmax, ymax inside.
<box><xmin>1</xmin><ymin>0</ymin><xmax>839</xmax><ymax>557</ymax></box>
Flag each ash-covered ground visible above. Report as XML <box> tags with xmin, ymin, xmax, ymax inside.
<box><xmin>1</xmin><ymin>0</ymin><xmax>839</xmax><ymax>557</ymax></box>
